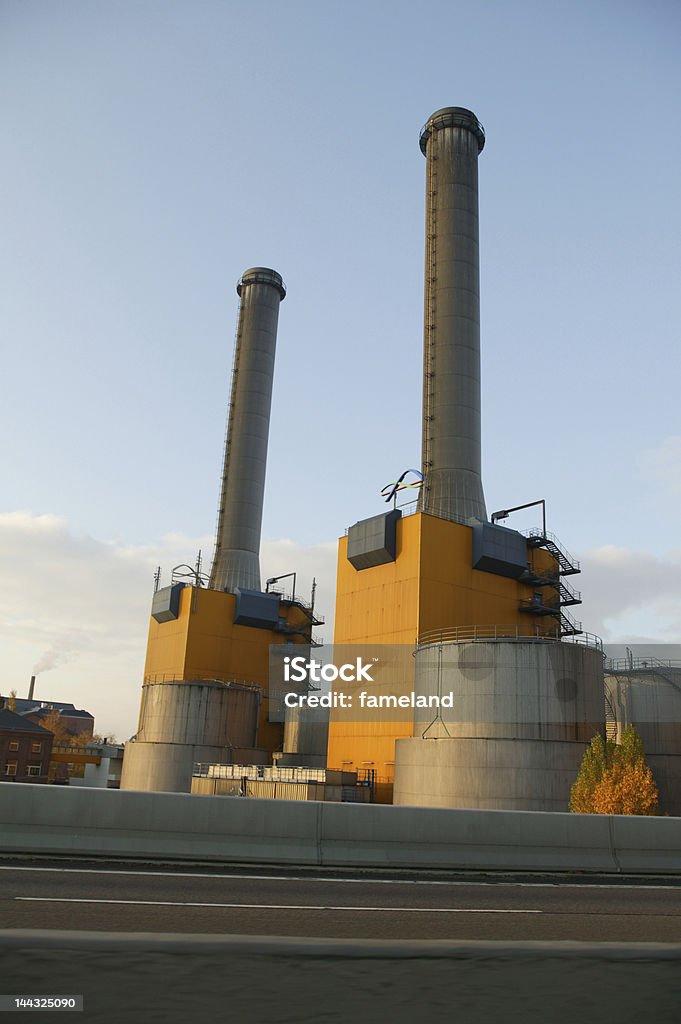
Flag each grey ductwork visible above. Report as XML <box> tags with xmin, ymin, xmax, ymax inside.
<box><xmin>420</xmin><ymin>107</ymin><xmax>487</xmax><ymax>523</ymax></box>
<box><xmin>209</xmin><ymin>267</ymin><xmax>286</xmax><ymax>593</ymax></box>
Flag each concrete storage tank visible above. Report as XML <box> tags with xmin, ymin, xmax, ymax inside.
<box><xmin>120</xmin><ymin>679</ymin><xmax>263</xmax><ymax>794</ymax></box>
<box><xmin>393</xmin><ymin>631</ymin><xmax>605</xmax><ymax>811</ymax></box>
<box><xmin>275</xmin><ymin>702</ymin><xmax>329</xmax><ymax>769</ymax></box>
<box><xmin>605</xmin><ymin>661</ymin><xmax>681</xmax><ymax>817</ymax></box>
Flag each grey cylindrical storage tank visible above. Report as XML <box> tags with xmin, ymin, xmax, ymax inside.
<box><xmin>605</xmin><ymin>667</ymin><xmax>681</xmax><ymax>817</ymax></box>
<box><xmin>119</xmin><ymin>740</ymin><xmax>266</xmax><ymax>794</ymax></box>
<box><xmin>280</xmin><ymin>702</ymin><xmax>329</xmax><ymax>768</ymax></box>
<box><xmin>132</xmin><ymin>679</ymin><xmax>261</xmax><ymax>747</ymax></box>
<box><xmin>209</xmin><ymin>267</ymin><xmax>286</xmax><ymax>593</ymax></box>
<box><xmin>393</xmin><ymin>639</ymin><xmax>605</xmax><ymax>811</ymax></box>
<box><xmin>119</xmin><ymin>679</ymin><xmax>262</xmax><ymax>793</ymax></box>
<box><xmin>419</xmin><ymin>107</ymin><xmax>487</xmax><ymax>523</ymax></box>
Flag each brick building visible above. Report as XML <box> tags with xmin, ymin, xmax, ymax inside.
<box><xmin>8</xmin><ymin>697</ymin><xmax>95</xmax><ymax>742</ymax></box>
<box><xmin>0</xmin><ymin>709</ymin><xmax>54</xmax><ymax>783</ymax></box>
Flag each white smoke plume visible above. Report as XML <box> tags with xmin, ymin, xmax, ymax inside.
<box><xmin>32</xmin><ymin>650</ymin><xmax>69</xmax><ymax>675</ymax></box>
<box><xmin>32</xmin><ymin>631</ymin><xmax>91</xmax><ymax>676</ymax></box>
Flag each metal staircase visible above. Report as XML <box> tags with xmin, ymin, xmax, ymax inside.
<box><xmin>525</xmin><ymin>528</ymin><xmax>581</xmax><ymax>575</ymax></box>
<box><xmin>520</xmin><ymin>529</ymin><xmax>583</xmax><ymax>638</ymax></box>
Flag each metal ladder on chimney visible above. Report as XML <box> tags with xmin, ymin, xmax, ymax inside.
<box><xmin>208</xmin><ymin>300</ymin><xmax>244</xmax><ymax>581</ymax></box>
<box><xmin>420</xmin><ymin>139</ymin><xmax>438</xmax><ymax>511</ymax></box>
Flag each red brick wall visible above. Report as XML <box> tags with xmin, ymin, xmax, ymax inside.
<box><xmin>0</xmin><ymin>730</ymin><xmax>54</xmax><ymax>783</ymax></box>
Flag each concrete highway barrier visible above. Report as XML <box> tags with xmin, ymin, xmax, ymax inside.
<box><xmin>1</xmin><ymin>783</ymin><xmax>680</xmax><ymax>873</ymax></box>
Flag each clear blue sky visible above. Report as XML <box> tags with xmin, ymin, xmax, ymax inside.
<box><xmin>1</xmin><ymin>0</ymin><xmax>680</xmax><ymax>735</ymax></box>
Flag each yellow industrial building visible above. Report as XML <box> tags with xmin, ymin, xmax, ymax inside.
<box><xmin>328</xmin><ymin>509</ymin><xmax>566</xmax><ymax>799</ymax></box>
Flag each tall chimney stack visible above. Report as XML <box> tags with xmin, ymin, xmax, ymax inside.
<box><xmin>28</xmin><ymin>675</ymin><xmax>36</xmax><ymax>701</ymax></box>
<box><xmin>420</xmin><ymin>107</ymin><xmax>487</xmax><ymax>523</ymax></box>
<box><xmin>209</xmin><ymin>267</ymin><xmax>286</xmax><ymax>594</ymax></box>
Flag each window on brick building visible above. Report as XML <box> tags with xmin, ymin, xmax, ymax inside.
<box><xmin>31</xmin><ymin>742</ymin><xmax>42</xmax><ymax>753</ymax></box>
<box><xmin>8</xmin><ymin>741</ymin><xmax>19</xmax><ymax>751</ymax></box>
<box><xmin>26</xmin><ymin>765</ymin><xmax>42</xmax><ymax>776</ymax></box>
<box><xmin>4</xmin><ymin>762</ymin><xmax>17</xmax><ymax>776</ymax></box>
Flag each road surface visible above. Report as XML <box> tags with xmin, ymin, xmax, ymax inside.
<box><xmin>2</xmin><ymin>862</ymin><xmax>681</xmax><ymax>941</ymax></box>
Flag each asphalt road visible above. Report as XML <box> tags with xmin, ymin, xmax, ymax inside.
<box><xmin>2</xmin><ymin>863</ymin><xmax>681</xmax><ymax>940</ymax></box>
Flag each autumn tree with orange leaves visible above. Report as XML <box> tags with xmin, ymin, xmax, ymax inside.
<box><xmin>570</xmin><ymin>725</ymin><xmax>658</xmax><ymax>815</ymax></box>
<box><xmin>40</xmin><ymin>709</ymin><xmax>88</xmax><ymax>748</ymax></box>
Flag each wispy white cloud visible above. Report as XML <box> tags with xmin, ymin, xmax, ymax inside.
<box><xmin>0</xmin><ymin>512</ymin><xmax>336</xmax><ymax>739</ymax></box>
<box><xmin>580</xmin><ymin>544</ymin><xmax>681</xmax><ymax>643</ymax></box>
<box><xmin>640</xmin><ymin>436</ymin><xmax>681</xmax><ymax>495</ymax></box>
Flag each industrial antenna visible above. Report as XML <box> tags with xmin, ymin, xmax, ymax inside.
<box><xmin>171</xmin><ymin>550</ymin><xmax>209</xmax><ymax>588</ymax></box>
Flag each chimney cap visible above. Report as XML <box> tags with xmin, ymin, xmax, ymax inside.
<box><xmin>237</xmin><ymin>267</ymin><xmax>286</xmax><ymax>301</ymax></box>
<box><xmin>420</xmin><ymin>107</ymin><xmax>485</xmax><ymax>155</ymax></box>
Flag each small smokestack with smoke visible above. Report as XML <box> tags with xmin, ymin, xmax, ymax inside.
<box><xmin>28</xmin><ymin>675</ymin><xmax>36</xmax><ymax>701</ymax></box>
<box><xmin>33</xmin><ymin>653</ymin><xmax>59</xmax><ymax>674</ymax></box>
<box><xmin>32</xmin><ymin>635</ymin><xmax>83</xmax><ymax>676</ymax></box>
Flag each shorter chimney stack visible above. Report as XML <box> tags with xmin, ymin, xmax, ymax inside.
<box><xmin>209</xmin><ymin>268</ymin><xmax>286</xmax><ymax>593</ymax></box>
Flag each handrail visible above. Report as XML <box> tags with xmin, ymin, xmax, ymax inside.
<box><xmin>142</xmin><ymin>674</ymin><xmax>263</xmax><ymax>693</ymax></box>
<box><xmin>524</xmin><ymin>527</ymin><xmax>581</xmax><ymax>572</ymax></box>
<box><xmin>344</xmin><ymin>501</ymin><xmax>479</xmax><ymax>536</ymax></box>
<box><xmin>559</xmin><ymin>579</ymin><xmax>582</xmax><ymax>604</ymax></box>
<box><xmin>418</xmin><ymin>624</ymin><xmax>556</xmax><ymax>645</ymax></box>
<box><xmin>606</xmin><ymin>658</ymin><xmax>681</xmax><ymax>672</ymax></box>
<box><xmin>560</xmin><ymin>608</ymin><xmax>583</xmax><ymax>634</ymax></box>
<box><xmin>562</xmin><ymin>632</ymin><xmax>603</xmax><ymax>651</ymax></box>
<box><xmin>268</xmin><ymin>589</ymin><xmax>325</xmax><ymax>622</ymax></box>
<box><xmin>417</xmin><ymin>624</ymin><xmax>603</xmax><ymax>651</ymax></box>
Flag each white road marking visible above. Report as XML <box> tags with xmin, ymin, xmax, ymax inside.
<box><xmin>0</xmin><ymin>865</ymin><xmax>675</xmax><ymax>890</ymax></box>
<box><xmin>15</xmin><ymin>897</ymin><xmax>542</xmax><ymax>913</ymax></box>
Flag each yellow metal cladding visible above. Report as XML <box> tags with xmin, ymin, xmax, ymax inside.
<box><xmin>333</xmin><ymin>513</ymin><xmax>422</xmax><ymax>644</ymax></box>
<box><xmin>143</xmin><ymin>586</ymin><xmax>310</xmax><ymax>757</ymax></box>
<box><xmin>419</xmin><ymin>515</ymin><xmax>541</xmax><ymax>631</ymax></box>
<box><xmin>328</xmin><ymin>511</ymin><xmax>557</xmax><ymax>789</ymax></box>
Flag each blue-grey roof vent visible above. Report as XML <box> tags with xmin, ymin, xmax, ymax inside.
<box><xmin>234</xmin><ymin>589</ymin><xmax>281</xmax><ymax>630</ymax></box>
<box><xmin>347</xmin><ymin>509</ymin><xmax>401</xmax><ymax>571</ymax></box>
<box><xmin>151</xmin><ymin>583</ymin><xmax>185</xmax><ymax>623</ymax></box>
<box><xmin>472</xmin><ymin>521</ymin><xmax>528</xmax><ymax>579</ymax></box>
